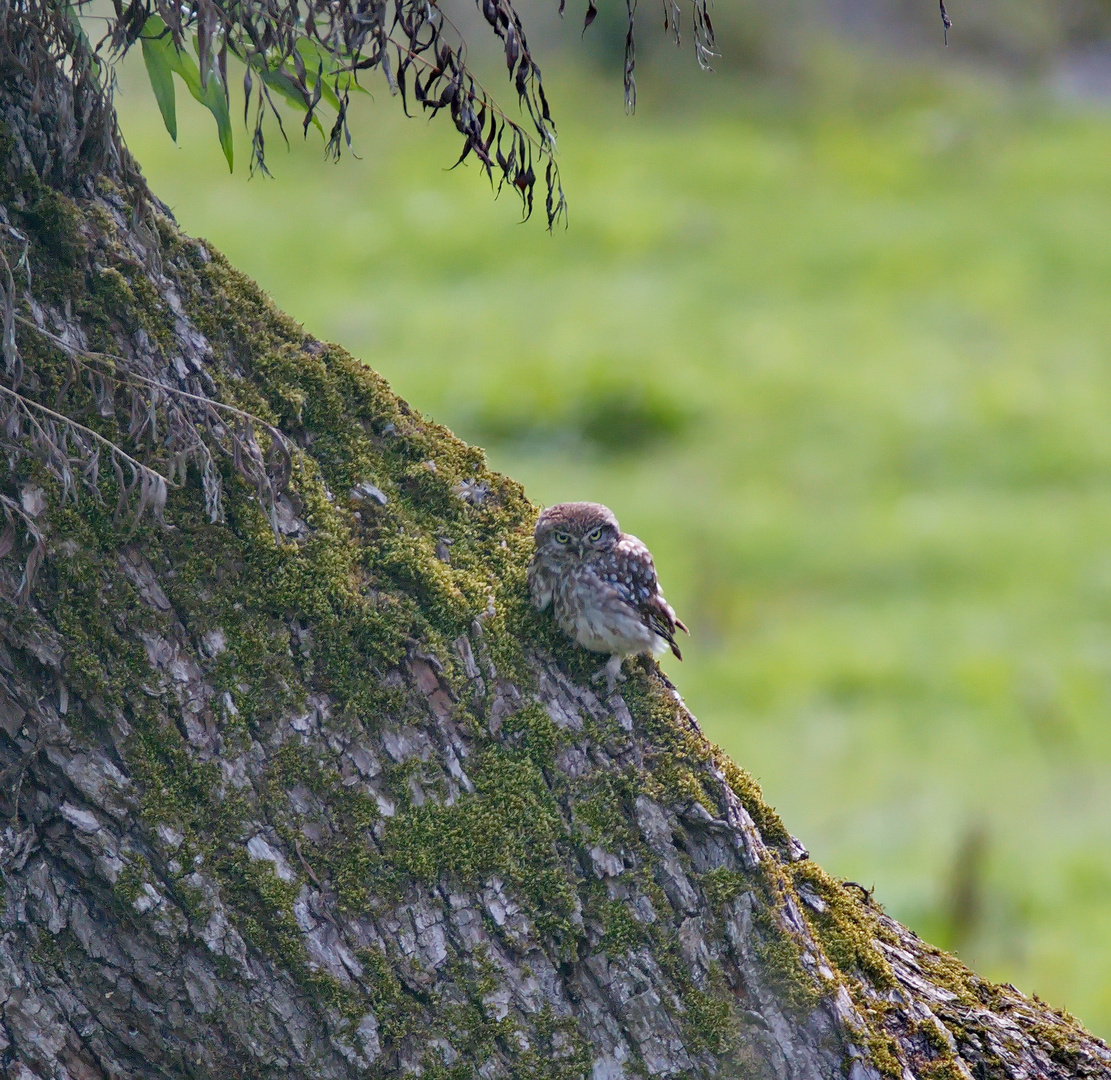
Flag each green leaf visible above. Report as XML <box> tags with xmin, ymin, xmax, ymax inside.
<box><xmin>294</xmin><ymin>38</ymin><xmax>353</xmax><ymax>112</ymax></box>
<box><xmin>64</xmin><ymin>2</ymin><xmax>103</xmax><ymax>79</ymax></box>
<box><xmin>260</xmin><ymin>69</ymin><xmax>326</xmax><ymax>136</ymax></box>
<box><xmin>139</xmin><ymin>16</ymin><xmax>233</xmax><ymax>171</ymax></box>
<box><xmin>140</xmin><ymin>28</ymin><xmax>178</xmax><ymax>141</ymax></box>
<box><xmin>203</xmin><ymin>76</ymin><xmax>235</xmax><ymax>172</ymax></box>
<box><xmin>187</xmin><ymin>35</ymin><xmax>234</xmax><ymax>172</ymax></box>
<box><xmin>293</xmin><ymin>37</ymin><xmax>371</xmax><ymax>101</ymax></box>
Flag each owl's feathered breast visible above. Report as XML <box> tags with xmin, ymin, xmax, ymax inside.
<box><xmin>528</xmin><ymin>531</ymin><xmax>685</xmax><ymax>660</ymax></box>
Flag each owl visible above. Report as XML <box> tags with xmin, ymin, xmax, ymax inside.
<box><xmin>528</xmin><ymin>502</ymin><xmax>688</xmax><ymax>692</ymax></box>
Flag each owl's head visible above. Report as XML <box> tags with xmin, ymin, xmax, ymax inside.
<box><xmin>534</xmin><ymin>502</ymin><xmax>620</xmax><ymax>560</ymax></box>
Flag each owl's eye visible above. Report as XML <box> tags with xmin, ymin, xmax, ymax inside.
<box><xmin>553</xmin><ymin>531</ymin><xmax>572</xmax><ymax>545</ymax></box>
<box><xmin>587</xmin><ymin>526</ymin><xmax>604</xmax><ymax>542</ymax></box>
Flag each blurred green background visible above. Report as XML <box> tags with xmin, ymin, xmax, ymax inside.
<box><xmin>109</xmin><ymin>0</ymin><xmax>1111</xmax><ymax>1037</ymax></box>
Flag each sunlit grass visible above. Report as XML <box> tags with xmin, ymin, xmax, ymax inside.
<box><xmin>114</xmin><ymin>48</ymin><xmax>1111</xmax><ymax>1035</ymax></box>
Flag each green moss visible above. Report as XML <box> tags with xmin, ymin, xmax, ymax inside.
<box><xmin>1022</xmin><ymin>1014</ymin><xmax>1089</xmax><ymax>1071</ymax></box>
<box><xmin>217</xmin><ymin>847</ymin><xmax>366</xmax><ymax>1020</ymax></box>
<box><xmin>713</xmin><ymin>755</ymin><xmax>791</xmax><ymax>851</ymax></box>
<box><xmin>259</xmin><ymin>740</ymin><xmax>384</xmax><ymax>914</ymax></box>
<box><xmin>599</xmin><ymin>898</ymin><xmax>648</xmax><ymax>956</ymax></box>
<box><xmin>356</xmin><ymin>945</ymin><xmax>423</xmax><ymax>1046</ymax></box>
<box><xmin>701</xmin><ymin>868</ymin><xmax>750</xmax><ymax>908</ymax></box>
<box><xmin>861</xmin><ymin>1028</ymin><xmax>903</xmax><ymax>1080</ymax></box>
<box><xmin>85</xmin><ymin>256</ymin><xmax>178</xmax><ymax>354</ymax></box>
<box><xmin>652</xmin><ymin>935</ymin><xmax>740</xmax><ymax>1057</ymax></box>
<box><xmin>85</xmin><ymin>265</ymin><xmax>138</xmax><ymax>336</ymax></box>
<box><xmin>917</xmin><ymin>1062</ymin><xmax>968</xmax><ymax>1080</ymax></box>
<box><xmin>678</xmin><ymin>973</ymin><xmax>738</xmax><ymax>1057</ymax></box>
<box><xmin>216</xmin><ymin>849</ymin><xmax>300</xmax><ymax>945</ymax></box>
<box><xmin>618</xmin><ymin>672</ymin><xmax>717</xmax><ymax>812</ymax></box>
<box><xmin>789</xmin><ymin>863</ymin><xmax>894</xmax><ymax>990</ymax></box>
<box><xmin>753</xmin><ymin>927</ymin><xmax>823</xmax><ymax>1016</ymax></box>
<box><xmin>29</xmin><ymin>923</ymin><xmax>65</xmax><ymax>969</ymax></box>
<box><xmin>613</xmin><ymin>668</ymin><xmax>793</xmax><ymax>856</ymax></box>
<box><xmin>16</xmin><ymin>184</ymin><xmax>86</xmax><ymax>301</ymax></box>
<box><xmin>381</xmin><ymin>748</ymin><xmax>579</xmax><ymax>942</ymax></box>
<box><xmin>524</xmin><ymin>1005</ymin><xmax>594</xmax><ymax>1080</ymax></box>
<box><xmin>885</xmin><ymin>932</ymin><xmax>982</xmax><ymax>1010</ymax></box>
<box><xmin>114</xmin><ymin>854</ymin><xmax>155</xmax><ymax>907</ymax></box>
<box><xmin>411</xmin><ymin>950</ymin><xmax>592</xmax><ymax>1080</ymax></box>
<box><xmin>761</xmin><ymin>865</ymin><xmax>911</xmax><ymax>1076</ymax></box>
<box><xmin>501</xmin><ymin>701</ymin><xmax>563</xmax><ymax>770</ymax></box>
<box><xmin>573</xmin><ymin>770</ymin><xmax>640</xmax><ymax>852</ymax></box>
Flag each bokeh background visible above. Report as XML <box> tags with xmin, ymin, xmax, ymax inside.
<box><xmin>107</xmin><ymin>0</ymin><xmax>1111</xmax><ymax>1037</ymax></box>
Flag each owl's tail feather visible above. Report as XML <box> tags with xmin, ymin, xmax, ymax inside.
<box><xmin>646</xmin><ymin>602</ymin><xmax>689</xmax><ymax>661</ymax></box>
<box><xmin>668</xmin><ymin>615</ymin><xmax>690</xmax><ymax>660</ymax></box>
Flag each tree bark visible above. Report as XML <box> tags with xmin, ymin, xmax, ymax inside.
<box><xmin>1</xmin><ymin>10</ymin><xmax>1110</xmax><ymax>1080</ymax></box>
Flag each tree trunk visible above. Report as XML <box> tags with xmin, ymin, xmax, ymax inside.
<box><xmin>1</xmin><ymin>9</ymin><xmax>1110</xmax><ymax>1080</ymax></box>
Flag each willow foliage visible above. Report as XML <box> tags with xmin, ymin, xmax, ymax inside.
<box><xmin>104</xmin><ymin>0</ymin><xmax>716</xmax><ymax>227</ymax></box>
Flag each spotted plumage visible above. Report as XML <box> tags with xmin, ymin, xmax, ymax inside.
<box><xmin>527</xmin><ymin>502</ymin><xmax>688</xmax><ymax>691</ymax></box>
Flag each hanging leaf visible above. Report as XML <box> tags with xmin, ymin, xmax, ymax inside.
<box><xmin>140</xmin><ymin>17</ymin><xmax>178</xmax><ymax>141</ymax></box>
<box><xmin>294</xmin><ymin>38</ymin><xmax>370</xmax><ymax>108</ymax></box>
<box><xmin>191</xmin><ymin>34</ymin><xmax>234</xmax><ymax>171</ymax></box>
<box><xmin>260</xmin><ymin>68</ymin><xmax>326</xmax><ymax>136</ymax></box>
<box><xmin>209</xmin><ymin>85</ymin><xmax>235</xmax><ymax>172</ymax></box>
<box><xmin>128</xmin><ymin>0</ymin><xmax>568</xmax><ymax>226</ymax></box>
<box><xmin>139</xmin><ymin>17</ymin><xmax>233</xmax><ymax>170</ymax></box>
<box><xmin>62</xmin><ymin>1</ymin><xmax>102</xmax><ymax>78</ymax></box>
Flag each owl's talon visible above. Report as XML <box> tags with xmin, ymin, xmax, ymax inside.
<box><xmin>591</xmin><ymin>655</ymin><xmax>627</xmax><ymax>696</ymax></box>
<box><xmin>590</xmin><ymin>669</ymin><xmax>626</xmax><ymax>682</ymax></box>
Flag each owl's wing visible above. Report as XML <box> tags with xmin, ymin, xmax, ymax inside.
<box><xmin>527</xmin><ymin>556</ymin><xmax>553</xmax><ymax>611</ymax></box>
<box><xmin>617</xmin><ymin>536</ymin><xmax>689</xmax><ymax>660</ymax></box>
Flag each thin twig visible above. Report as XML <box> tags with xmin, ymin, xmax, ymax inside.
<box><xmin>14</xmin><ymin>315</ymin><xmax>288</xmax><ymax>437</ymax></box>
<box><xmin>843</xmin><ymin>881</ymin><xmax>875</xmax><ymax>906</ymax></box>
<box><xmin>0</xmin><ymin>384</ymin><xmax>175</xmax><ymax>488</ymax></box>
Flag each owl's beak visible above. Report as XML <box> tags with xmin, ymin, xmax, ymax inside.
<box><xmin>576</xmin><ymin>542</ymin><xmax>586</xmax><ymax>558</ymax></box>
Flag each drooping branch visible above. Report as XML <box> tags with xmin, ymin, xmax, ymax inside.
<box><xmin>92</xmin><ymin>0</ymin><xmax>712</xmax><ymax>227</ymax></box>
<box><xmin>103</xmin><ymin>0</ymin><xmax>570</xmax><ymax>224</ymax></box>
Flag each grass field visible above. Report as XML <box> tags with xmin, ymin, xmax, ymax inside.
<box><xmin>113</xmin><ymin>45</ymin><xmax>1111</xmax><ymax>1035</ymax></box>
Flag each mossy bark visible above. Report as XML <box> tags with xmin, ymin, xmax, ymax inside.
<box><xmin>2</xmin><ymin>13</ymin><xmax>1111</xmax><ymax>1080</ymax></box>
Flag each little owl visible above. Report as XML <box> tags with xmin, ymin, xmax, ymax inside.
<box><xmin>528</xmin><ymin>502</ymin><xmax>688</xmax><ymax>692</ymax></box>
